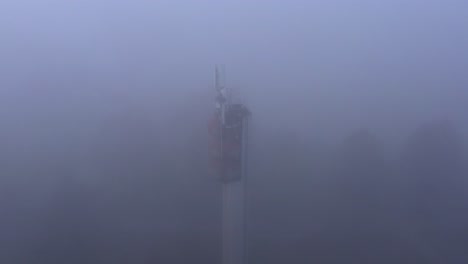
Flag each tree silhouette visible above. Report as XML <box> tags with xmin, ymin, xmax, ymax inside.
<box><xmin>34</xmin><ymin>166</ymin><xmax>99</xmax><ymax>264</ymax></box>
<box><xmin>402</xmin><ymin>120</ymin><xmax>465</xmax><ymax>197</ymax></box>
<box><xmin>334</xmin><ymin>129</ymin><xmax>387</xmax><ymax>200</ymax></box>
<box><xmin>400</xmin><ymin>120</ymin><xmax>468</xmax><ymax>263</ymax></box>
<box><xmin>324</xmin><ymin>129</ymin><xmax>398</xmax><ymax>263</ymax></box>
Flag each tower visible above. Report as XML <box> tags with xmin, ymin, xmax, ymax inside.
<box><xmin>209</xmin><ymin>66</ymin><xmax>250</xmax><ymax>264</ymax></box>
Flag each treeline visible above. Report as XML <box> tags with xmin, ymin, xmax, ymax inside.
<box><xmin>250</xmin><ymin>119</ymin><xmax>468</xmax><ymax>264</ymax></box>
<box><xmin>0</xmin><ymin>98</ymin><xmax>466</xmax><ymax>264</ymax></box>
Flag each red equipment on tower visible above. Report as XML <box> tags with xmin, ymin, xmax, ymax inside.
<box><xmin>209</xmin><ymin>67</ymin><xmax>250</xmax><ymax>182</ymax></box>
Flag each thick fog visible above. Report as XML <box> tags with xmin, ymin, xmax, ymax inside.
<box><xmin>1</xmin><ymin>0</ymin><xmax>468</xmax><ymax>263</ymax></box>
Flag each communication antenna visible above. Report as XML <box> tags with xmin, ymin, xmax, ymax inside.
<box><xmin>210</xmin><ymin>66</ymin><xmax>250</xmax><ymax>264</ymax></box>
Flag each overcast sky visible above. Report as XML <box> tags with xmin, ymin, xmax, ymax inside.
<box><xmin>1</xmin><ymin>0</ymin><xmax>467</xmax><ymax>146</ymax></box>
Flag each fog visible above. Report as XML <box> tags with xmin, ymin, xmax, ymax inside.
<box><xmin>0</xmin><ymin>0</ymin><xmax>468</xmax><ymax>263</ymax></box>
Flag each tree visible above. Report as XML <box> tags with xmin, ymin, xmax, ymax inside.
<box><xmin>399</xmin><ymin>120</ymin><xmax>468</xmax><ymax>263</ymax></box>
<box><xmin>402</xmin><ymin>120</ymin><xmax>465</xmax><ymax>197</ymax></box>
<box><xmin>34</xmin><ymin>165</ymin><xmax>100</xmax><ymax>264</ymax></box>
<box><xmin>333</xmin><ymin>129</ymin><xmax>387</xmax><ymax>200</ymax></box>
<box><xmin>323</xmin><ymin>129</ymin><xmax>398</xmax><ymax>263</ymax></box>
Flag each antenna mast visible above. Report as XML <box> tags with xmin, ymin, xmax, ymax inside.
<box><xmin>210</xmin><ymin>66</ymin><xmax>250</xmax><ymax>264</ymax></box>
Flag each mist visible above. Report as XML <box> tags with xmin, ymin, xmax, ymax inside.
<box><xmin>0</xmin><ymin>0</ymin><xmax>468</xmax><ymax>263</ymax></box>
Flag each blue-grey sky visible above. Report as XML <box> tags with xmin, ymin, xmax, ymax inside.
<box><xmin>1</xmin><ymin>0</ymin><xmax>468</xmax><ymax>144</ymax></box>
